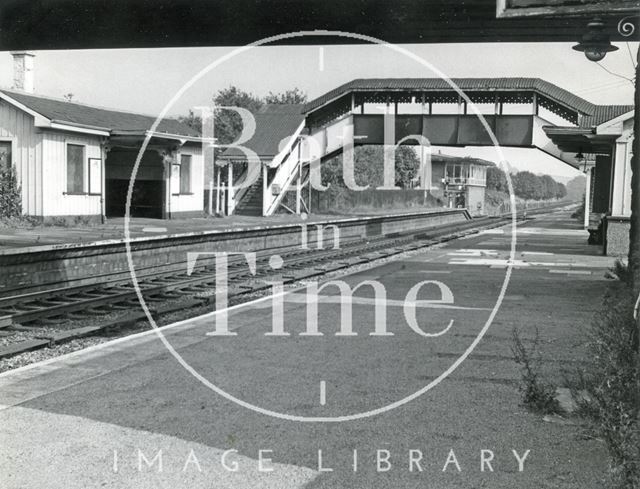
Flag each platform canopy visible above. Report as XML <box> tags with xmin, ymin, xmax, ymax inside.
<box><xmin>0</xmin><ymin>0</ymin><xmax>638</xmax><ymax>50</ymax></box>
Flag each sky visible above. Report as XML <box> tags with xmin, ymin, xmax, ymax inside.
<box><xmin>1</xmin><ymin>41</ymin><xmax>637</xmax><ymax>179</ymax></box>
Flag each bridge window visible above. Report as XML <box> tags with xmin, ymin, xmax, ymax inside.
<box><xmin>466</xmin><ymin>103</ymin><xmax>495</xmax><ymax>115</ymax></box>
<box><xmin>431</xmin><ymin>103</ymin><xmax>460</xmax><ymax>115</ymax></box>
<box><xmin>501</xmin><ymin>104</ymin><xmax>534</xmax><ymax>115</ymax></box>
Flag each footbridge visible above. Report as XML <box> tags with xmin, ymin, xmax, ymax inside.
<box><xmin>220</xmin><ymin>78</ymin><xmax>632</xmax><ymax>216</ymax></box>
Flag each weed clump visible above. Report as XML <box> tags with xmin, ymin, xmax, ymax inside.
<box><xmin>576</xmin><ymin>262</ymin><xmax>639</xmax><ymax>489</ymax></box>
<box><xmin>511</xmin><ymin>327</ymin><xmax>562</xmax><ymax>415</ymax></box>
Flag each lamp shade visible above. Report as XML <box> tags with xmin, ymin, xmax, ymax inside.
<box><xmin>572</xmin><ymin>17</ymin><xmax>618</xmax><ymax>62</ymax></box>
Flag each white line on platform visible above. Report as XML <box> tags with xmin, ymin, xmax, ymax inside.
<box><xmin>449</xmin><ymin>258</ymin><xmax>529</xmax><ymax>267</ymax></box>
<box><xmin>521</xmin><ymin>251</ymin><xmax>553</xmax><ymax>256</ymax></box>
<box><xmin>320</xmin><ymin>381</ymin><xmax>326</xmax><ymax>406</ymax></box>
<box><xmin>142</xmin><ymin>227</ymin><xmax>168</xmax><ymax>233</ymax></box>
<box><xmin>251</xmin><ymin>293</ymin><xmax>491</xmax><ymax>311</ymax></box>
<box><xmin>549</xmin><ymin>269</ymin><xmax>592</xmax><ymax>275</ymax></box>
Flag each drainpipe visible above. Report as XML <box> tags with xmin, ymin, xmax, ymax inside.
<box><xmin>227</xmin><ymin>162</ymin><xmax>234</xmax><ymax>215</ymax></box>
<box><xmin>262</xmin><ymin>163</ymin><xmax>268</xmax><ymax>216</ymax></box>
<box><xmin>215</xmin><ymin>165</ymin><xmax>221</xmax><ymax>215</ymax></box>
<box><xmin>100</xmin><ymin>138</ymin><xmax>107</xmax><ymax>223</ymax></box>
<box><xmin>164</xmin><ymin>150</ymin><xmax>172</xmax><ymax>219</ymax></box>
<box><xmin>583</xmin><ymin>163</ymin><xmax>591</xmax><ymax>229</ymax></box>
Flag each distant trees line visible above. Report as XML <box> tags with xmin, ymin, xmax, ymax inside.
<box><xmin>486</xmin><ymin>166</ymin><xmax>567</xmax><ymax>201</ymax></box>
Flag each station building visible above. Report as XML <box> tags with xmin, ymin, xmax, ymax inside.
<box><xmin>0</xmin><ymin>52</ymin><xmax>203</xmax><ymax>223</ymax></box>
<box><xmin>545</xmin><ymin>109</ymin><xmax>635</xmax><ymax>255</ymax></box>
<box><xmin>430</xmin><ymin>152</ymin><xmax>491</xmax><ymax>213</ymax></box>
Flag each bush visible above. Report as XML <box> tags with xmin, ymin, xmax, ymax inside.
<box><xmin>577</xmin><ymin>264</ymin><xmax>639</xmax><ymax>488</ymax></box>
<box><xmin>0</xmin><ymin>164</ymin><xmax>22</xmax><ymax>218</ymax></box>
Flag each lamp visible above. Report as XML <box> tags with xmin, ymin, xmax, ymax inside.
<box><xmin>575</xmin><ymin>151</ymin><xmax>589</xmax><ymax>173</ymax></box>
<box><xmin>572</xmin><ymin>17</ymin><xmax>618</xmax><ymax>62</ymax></box>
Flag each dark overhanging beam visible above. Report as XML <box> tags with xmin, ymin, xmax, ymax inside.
<box><xmin>0</xmin><ymin>0</ymin><xmax>637</xmax><ymax>50</ymax></box>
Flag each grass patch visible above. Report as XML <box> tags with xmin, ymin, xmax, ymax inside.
<box><xmin>570</xmin><ymin>262</ymin><xmax>640</xmax><ymax>489</ymax></box>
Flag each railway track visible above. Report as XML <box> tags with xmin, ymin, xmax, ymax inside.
<box><xmin>0</xmin><ymin>203</ymin><xmax>575</xmax><ymax>360</ymax></box>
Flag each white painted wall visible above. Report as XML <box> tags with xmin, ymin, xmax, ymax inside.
<box><xmin>0</xmin><ymin>99</ymin><xmax>42</xmax><ymax>215</ymax></box>
<box><xmin>610</xmin><ymin>118</ymin><xmax>634</xmax><ymax>218</ymax></box>
<box><xmin>41</xmin><ymin>130</ymin><xmax>103</xmax><ymax>216</ymax></box>
<box><xmin>169</xmin><ymin>142</ymin><xmax>204</xmax><ymax>215</ymax></box>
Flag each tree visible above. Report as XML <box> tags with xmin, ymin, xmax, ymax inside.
<box><xmin>540</xmin><ymin>174</ymin><xmax>557</xmax><ymax>200</ymax></box>
<box><xmin>565</xmin><ymin>175</ymin><xmax>586</xmax><ymax>202</ymax></box>
<box><xmin>213</xmin><ymin>86</ymin><xmax>264</xmax><ymax>145</ymax></box>
<box><xmin>177</xmin><ymin>109</ymin><xmax>202</xmax><ymax>133</ymax></box>
<box><xmin>510</xmin><ymin>171</ymin><xmax>566</xmax><ymax>201</ymax></box>
<box><xmin>178</xmin><ymin>86</ymin><xmax>309</xmax><ymax>145</ymax></box>
<box><xmin>264</xmin><ymin>88</ymin><xmax>307</xmax><ymax>104</ymax></box>
<box><xmin>512</xmin><ymin>171</ymin><xmax>543</xmax><ymax>200</ymax></box>
<box><xmin>486</xmin><ymin>166</ymin><xmax>508</xmax><ymax>192</ymax></box>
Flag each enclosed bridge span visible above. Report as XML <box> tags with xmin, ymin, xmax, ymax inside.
<box><xmin>219</xmin><ymin>78</ymin><xmax>632</xmax><ymax>216</ymax></box>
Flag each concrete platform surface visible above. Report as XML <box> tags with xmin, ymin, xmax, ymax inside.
<box><xmin>0</xmin><ymin>207</ymin><xmax>443</xmax><ymax>252</ymax></box>
<box><xmin>0</xmin><ymin>210</ymin><xmax>615</xmax><ymax>488</ymax></box>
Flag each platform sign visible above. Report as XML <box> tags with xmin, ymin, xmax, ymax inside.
<box><xmin>88</xmin><ymin>158</ymin><xmax>102</xmax><ymax>195</ymax></box>
<box><xmin>497</xmin><ymin>0</ymin><xmax>640</xmax><ymax>17</ymax></box>
<box><xmin>171</xmin><ymin>163</ymin><xmax>180</xmax><ymax>195</ymax></box>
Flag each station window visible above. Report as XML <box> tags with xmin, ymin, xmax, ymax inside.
<box><xmin>180</xmin><ymin>154</ymin><xmax>192</xmax><ymax>194</ymax></box>
<box><xmin>0</xmin><ymin>141</ymin><xmax>12</xmax><ymax>171</ymax></box>
<box><xmin>446</xmin><ymin>163</ymin><xmax>466</xmax><ymax>183</ymax></box>
<box><xmin>66</xmin><ymin>144</ymin><xmax>85</xmax><ymax>194</ymax></box>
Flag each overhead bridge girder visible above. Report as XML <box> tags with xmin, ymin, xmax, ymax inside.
<box><xmin>349</xmin><ymin>114</ymin><xmax>580</xmax><ymax>167</ymax></box>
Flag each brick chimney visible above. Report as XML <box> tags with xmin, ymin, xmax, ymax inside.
<box><xmin>11</xmin><ymin>51</ymin><xmax>36</xmax><ymax>93</ymax></box>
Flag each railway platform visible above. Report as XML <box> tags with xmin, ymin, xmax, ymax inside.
<box><xmin>0</xmin><ymin>209</ymin><xmax>615</xmax><ymax>488</ymax></box>
<box><xmin>0</xmin><ymin>207</ymin><xmax>475</xmax><ymax>252</ymax></box>
<box><xmin>0</xmin><ymin>212</ymin><xmax>352</xmax><ymax>251</ymax></box>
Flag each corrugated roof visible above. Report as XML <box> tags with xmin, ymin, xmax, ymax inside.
<box><xmin>0</xmin><ymin>89</ymin><xmax>200</xmax><ymax>137</ymax></box>
<box><xmin>303</xmin><ymin>77</ymin><xmax>633</xmax><ymax>127</ymax></box>
<box><xmin>221</xmin><ymin>104</ymin><xmax>305</xmax><ymax>159</ymax></box>
<box><xmin>582</xmin><ymin>105</ymin><xmax>634</xmax><ymax>127</ymax></box>
<box><xmin>432</xmin><ymin>153</ymin><xmax>494</xmax><ymax>166</ymax></box>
